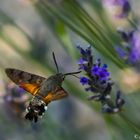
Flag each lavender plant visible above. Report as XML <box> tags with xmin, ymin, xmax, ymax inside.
<box><xmin>107</xmin><ymin>0</ymin><xmax>140</xmax><ymax>67</ymax></box>
<box><xmin>115</xmin><ymin>29</ymin><xmax>140</xmax><ymax>65</ymax></box>
<box><xmin>77</xmin><ymin>45</ymin><xmax>125</xmax><ymax>113</ymax></box>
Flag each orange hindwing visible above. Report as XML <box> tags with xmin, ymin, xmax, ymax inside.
<box><xmin>43</xmin><ymin>87</ymin><xmax>68</xmax><ymax>103</ymax></box>
<box><xmin>20</xmin><ymin>83</ymin><xmax>40</xmax><ymax>96</ymax></box>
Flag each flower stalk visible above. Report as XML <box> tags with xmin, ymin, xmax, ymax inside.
<box><xmin>77</xmin><ymin>45</ymin><xmax>125</xmax><ymax>113</ymax></box>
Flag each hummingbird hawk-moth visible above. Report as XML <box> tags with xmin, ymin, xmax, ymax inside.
<box><xmin>5</xmin><ymin>52</ymin><xmax>80</xmax><ymax>122</ymax></box>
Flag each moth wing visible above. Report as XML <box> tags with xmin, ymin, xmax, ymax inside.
<box><xmin>43</xmin><ymin>87</ymin><xmax>68</xmax><ymax>103</ymax></box>
<box><xmin>5</xmin><ymin>68</ymin><xmax>46</xmax><ymax>96</ymax></box>
<box><xmin>52</xmin><ymin>87</ymin><xmax>68</xmax><ymax>101</ymax></box>
<box><xmin>19</xmin><ymin>83</ymin><xmax>40</xmax><ymax>96</ymax></box>
<box><xmin>5</xmin><ymin>68</ymin><xmax>46</xmax><ymax>85</ymax></box>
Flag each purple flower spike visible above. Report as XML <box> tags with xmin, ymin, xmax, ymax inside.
<box><xmin>115</xmin><ymin>29</ymin><xmax>140</xmax><ymax>64</ymax></box>
<box><xmin>77</xmin><ymin>45</ymin><xmax>125</xmax><ymax>114</ymax></box>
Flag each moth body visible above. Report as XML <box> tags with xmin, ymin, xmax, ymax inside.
<box><xmin>38</xmin><ymin>73</ymin><xmax>65</xmax><ymax>97</ymax></box>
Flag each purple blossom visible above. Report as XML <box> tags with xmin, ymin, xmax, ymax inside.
<box><xmin>80</xmin><ymin>77</ymin><xmax>89</xmax><ymax>85</ymax></box>
<box><xmin>92</xmin><ymin>66</ymin><xmax>99</xmax><ymax>74</ymax></box>
<box><xmin>116</xmin><ymin>30</ymin><xmax>140</xmax><ymax>64</ymax></box>
<box><xmin>4</xmin><ymin>83</ymin><xmax>26</xmax><ymax>102</ymax></box>
<box><xmin>102</xmin><ymin>0</ymin><xmax>131</xmax><ymax>18</ymax></box>
<box><xmin>91</xmin><ymin>65</ymin><xmax>110</xmax><ymax>80</ymax></box>
<box><xmin>77</xmin><ymin>58</ymin><xmax>87</xmax><ymax>65</ymax></box>
<box><xmin>16</xmin><ymin>87</ymin><xmax>25</xmax><ymax>95</ymax></box>
<box><xmin>129</xmin><ymin>31</ymin><xmax>140</xmax><ymax>62</ymax></box>
<box><xmin>115</xmin><ymin>46</ymin><xmax>126</xmax><ymax>58</ymax></box>
<box><xmin>77</xmin><ymin>45</ymin><xmax>91</xmax><ymax>55</ymax></box>
<box><xmin>77</xmin><ymin>58</ymin><xmax>88</xmax><ymax>70</ymax></box>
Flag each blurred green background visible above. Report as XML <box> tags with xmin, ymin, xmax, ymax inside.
<box><xmin>0</xmin><ymin>0</ymin><xmax>140</xmax><ymax>140</ymax></box>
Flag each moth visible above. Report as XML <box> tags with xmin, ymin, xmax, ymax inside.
<box><xmin>5</xmin><ymin>52</ymin><xmax>80</xmax><ymax>122</ymax></box>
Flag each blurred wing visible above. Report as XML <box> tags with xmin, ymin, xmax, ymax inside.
<box><xmin>20</xmin><ymin>83</ymin><xmax>40</xmax><ymax>96</ymax></box>
<box><xmin>44</xmin><ymin>87</ymin><xmax>68</xmax><ymax>104</ymax></box>
<box><xmin>5</xmin><ymin>68</ymin><xmax>46</xmax><ymax>96</ymax></box>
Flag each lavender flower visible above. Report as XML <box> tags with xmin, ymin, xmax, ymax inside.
<box><xmin>129</xmin><ymin>31</ymin><xmax>140</xmax><ymax>62</ymax></box>
<box><xmin>77</xmin><ymin>45</ymin><xmax>125</xmax><ymax>114</ymax></box>
<box><xmin>102</xmin><ymin>0</ymin><xmax>131</xmax><ymax>18</ymax></box>
<box><xmin>77</xmin><ymin>45</ymin><xmax>112</xmax><ymax>94</ymax></box>
<box><xmin>4</xmin><ymin>83</ymin><xmax>25</xmax><ymax>102</ymax></box>
<box><xmin>115</xmin><ymin>29</ymin><xmax>140</xmax><ymax>64</ymax></box>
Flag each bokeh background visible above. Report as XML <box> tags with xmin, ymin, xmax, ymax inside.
<box><xmin>0</xmin><ymin>0</ymin><xmax>140</xmax><ymax>140</ymax></box>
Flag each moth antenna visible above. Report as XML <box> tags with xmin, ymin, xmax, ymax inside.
<box><xmin>52</xmin><ymin>52</ymin><xmax>59</xmax><ymax>73</ymax></box>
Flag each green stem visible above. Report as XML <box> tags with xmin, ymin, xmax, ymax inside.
<box><xmin>62</xmin><ymin>2</ymin><xmax>124</xmax><ymax>67</ymax></box>
<box><xmin>120</xmin><ymin>114</ymin><xmax>140</xmax><ymax>134</ymax></box>
<box><xmin>127</xmin><ymin>18</ymin><xmax>137</xmax><ymax>29</ymax></box>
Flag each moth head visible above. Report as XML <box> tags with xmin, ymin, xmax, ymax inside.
<box><xmin>54</xmin><ymin>73</ymin><xmax>65</xmax><ymax>83</ymax></box>
<box><xmin>52</xmin><ymin>52</ymin><xmax>81</xmax><ymax>79</ymax></box>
